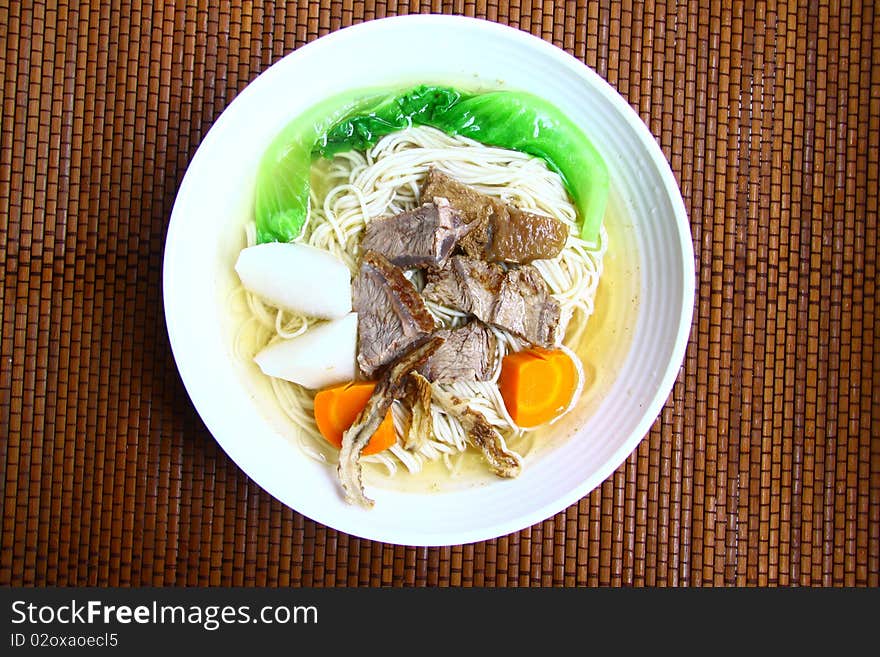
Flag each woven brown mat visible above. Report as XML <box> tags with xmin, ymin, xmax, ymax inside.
<box><xmin>1</xmin><ymin>0</ymin><xmax>878</xmax><ymax>587</ymax></box>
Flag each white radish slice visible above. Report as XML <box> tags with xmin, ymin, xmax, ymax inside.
<box><xmin>235</xmin><ymin>242</ymin><xmax>351</xmax><ymax>319</ymax></box>
<box><xmin>254</xmin><ymin>313</ymin><xmax>357</xmax><ymax>389</ymax></box>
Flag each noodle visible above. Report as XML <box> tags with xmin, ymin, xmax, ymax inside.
<box><xmin>238</xmin><ymin>125</ymin><xmax>608</xmax><ymax>476</ymax></box>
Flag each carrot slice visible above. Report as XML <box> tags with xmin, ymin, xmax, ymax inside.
<box><xmin>313</xmin><ymin>381</ymin><xmax>396</xmax><ymax>455</ymax></box>
<box><xmin>497</xmin><ymin>348</ymin><xmax>579</xmax><ymax>428</ymax></box>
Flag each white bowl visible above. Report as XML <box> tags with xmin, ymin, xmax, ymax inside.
<box><xmin>163</xmin><ymin>15</ymin><xmax>694</xmax><ymax>546</ymax></box>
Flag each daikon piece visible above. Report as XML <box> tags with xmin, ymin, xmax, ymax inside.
<box><xmin>235</xmin><ymin>242</ymin><xmax>351</xmax><ymax>319</ymax></box>
<box><xmin>253</xmin><ymin>313</ymin><xmax>357</xmax><ymax>389</ymax></box>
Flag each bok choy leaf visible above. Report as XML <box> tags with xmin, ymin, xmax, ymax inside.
<box><xmin>254</xmin><ymin>85</ymin><xmax>609</xmax><ymax>244</ymax></box>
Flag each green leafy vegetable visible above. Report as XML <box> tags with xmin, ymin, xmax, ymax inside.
<box><xmin>254</xmin><ymin>85</ymin><xmax>609</xmax><ymax>244</ymax></box>
<box><xmin>315</xmin><ymin>86</ymin><xmax>466</xmax><ymax>157</ymax></box>
<box><xmin>253</xmin><ymin>93</ymin><xmax>383</xmax><ymax>244</ymax></box>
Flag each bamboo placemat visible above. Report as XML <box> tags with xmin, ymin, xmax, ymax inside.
<box><xmin>1</xmin><ymin>0</ymin><xmax>877</xmax><ymax>587</ymax></box>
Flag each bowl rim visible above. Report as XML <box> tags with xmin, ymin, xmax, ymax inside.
<box><xmin>163</xmin><ymin>14</ymin><xmax>695</xmax><ymax>546</ymax></box>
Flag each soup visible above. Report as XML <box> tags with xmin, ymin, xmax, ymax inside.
<box><xmin>231</xmin><ymin>84</ymin><xmax>622</xmax><ymax>508</ymax></box>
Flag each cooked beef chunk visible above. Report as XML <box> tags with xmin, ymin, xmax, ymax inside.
<box><xmin>338</xmin><ymin>337</ymin><xmax>445</xmax><ymax>508</ymax></box>
<box><xmin>421</xmin><ymin>168</ymin><xmax>568</xmax><ymax>263</ymax></box>
<box><xmin>419</xmin><ymin>320</ymin><xmax>498</xmax><ymax>383</ymax></box>
<box><xmin>431</xmin><ymin>386</ymin><xmax>522</xmax><ymax>478</ymax></box>
<box><xmin>353</xmin><ymin>251</ymin><xmax>436</xmax><ymax>377</ymax></box>
<box><xmin>422</xmin><ymin>256</ymin><xmax>563</xmax><ymax>348</ymax></box>
<box><xmin>361</xmin><ymin>197</ymin><xmax>467</xmax><ymax>269</ymax></box>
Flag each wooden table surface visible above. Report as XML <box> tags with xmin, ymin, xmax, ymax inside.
<box><xmin>1</xmin><ymin>0</ymin><xmax>877</xmax><ymax>586</ymax></box>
